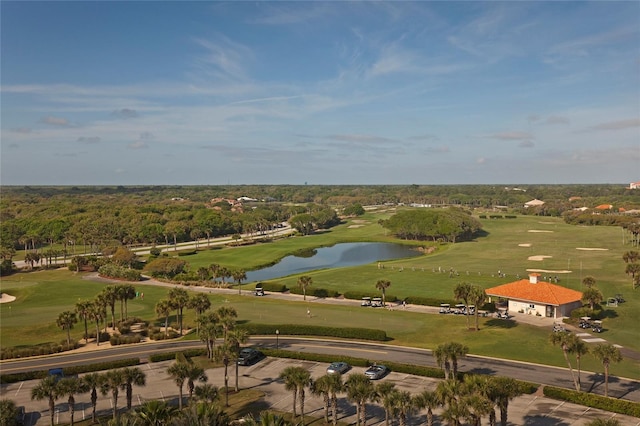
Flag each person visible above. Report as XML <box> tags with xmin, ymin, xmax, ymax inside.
<box><xmin>307</xmin><ymin>308</ymin><xmax>311</xmax><ymax>318</ymax></box>
<box><xmin>402</xmin><ymin>300</ymin><xmax>407</xmax><ymax>309</ymax></box>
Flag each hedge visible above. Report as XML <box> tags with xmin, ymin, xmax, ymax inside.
<box><xmin>288</xmin><ymin>287</ymin><xmax>340</xmax><ymax>298</ymax></box>
<box><xmin>0</xmin><ymin>358</ymin><xmax>140</xmax><ymax>384</ymax></box>
<box><xmin>0</xmin><ymin>340</ymin><xmax>80</xmax><ymax>360</ymax></box>
<box><xmin>238</xmin><ymin>323</ymin><xmax>387</xmax><ymax>341</ymax></box>
<box><xmin>343</xmin><ymin>291</ymin><xmax>398</xmax><ymax>303</ymax></box>
<box><xmin>258</xmin><ymin>282</ymin><xmax>288</xmax><ymax>292</ymax></box>
<box><xmin>543</xmin><ymin>385</ymin><xmax>640</xmax><ymax>418</ymax></box>
<box><xmin>148</xmin><ymin>348</ymin><xmax>208</xmax><ymax>363</ymax></box>
<box><xmin>404</xmin><ymin>296</ymin><xmax>458</xmax><ymax>307</ymax></box>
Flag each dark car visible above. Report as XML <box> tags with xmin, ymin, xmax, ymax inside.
<box><xmin>326</xmin><ymin>361</ymin><xmax>351</xmax><ymax>375</ymax></box>
<box><xmin>237</xmin><ymin>348</ymin><xmax>262</xmax><ymax>366</ymax></box>
<box><xmin>364</xmin><ymin>364</ymin><xmax>388</xmax><ymax>380</ymax></box>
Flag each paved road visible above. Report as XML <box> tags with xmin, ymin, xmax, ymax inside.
<box><xmin>3</xmin><ymin>355</ymin><xmax>640</xmax><ymax>426</ymax></box>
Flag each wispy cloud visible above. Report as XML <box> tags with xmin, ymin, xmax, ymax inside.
<box><xmin>192</xmin><ymin>36</ymin><xmax>253</xmax><ymax>82</ymax></box>
<box><xmin>40</xmin><ymin>115</ymin><xmax>69</xmax><ymax>126</ymax></box>
<box><xmin>77</xmin><ymin>136</ymin><xmax>101</xmax><ymax>144</ymax></box>
<box><xmin>485</xmin><ymin>132</ymin><xmax>533</xmax><ymax>141</ymax></box>
<box><xmin>327</xmin><ymin>134</ymin><xmax>395</xmax><ymax>144</ymax></box>
<box><xmin>589</xmin><ymin>118</ymin><xmax>640</xmax><ymax>131</ymax></box>
<box><xmin>112</xmin><ymin>108</ymin><xmax>139</xmax><ymax>119</ymax></box>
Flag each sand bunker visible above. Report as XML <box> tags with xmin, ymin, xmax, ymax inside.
<box><xmin>0</xmin><ymin>293</ymin><xmax>16</xmax><ymax>303</ymax></box>
<box><xmin>538</xmin><ymin>221</ymin><xmax>556</xmax><ymax>224</ymax></box>
<box><xmin>528</xmin><ymin>255</ymin><xmax>552</xmax><ymax>261</ymax></box>
<box><xmin>526</xmin><ymin>268</ymin><xmax>572</xmax><ymax>274</ymax></box>
<box><xmin>576</xmin><ymin>247</ymin><xmax>608</xmax><ymax>251</ymax></box>
<box><xmin>348</xmin><ymin>225</ymin><xmax>364</xmax><ymax>228</ymax></box>
<box><xmin>528</xmin><ymin>230</ymin><xmax>554</xmax><ymax>233</ymax></box>
<box><xmin>518</xmin><ymin>243</ymin><xmax>532</xmax><ymax>247</ymax></box>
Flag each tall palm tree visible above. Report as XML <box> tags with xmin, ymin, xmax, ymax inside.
<box><xmin>591</xmin><ymin>343</ymin><xmax>623</xmax><ymax>397</ymax></box>
<box><xmin>311</xmin><ymin>375</ymin><xmax>333</xmax><ymax>424</ymax></box>
<box><xmin>581</xmin><ymin>287</ymin><xmax>603</xmax><ymax>311</ymax></box>
<box><xmin>89</xmin><ymin>300</ymin><xmax>104</xmax><ymax>346</ymax></box>
<box><xmin>56</xmin><ymin>310</ymin><xmax>77</xmax><ymax>345</ymax></box>
<box><xmin>155</xmin><ymin>299</ymin><xmax>173</xmax><ymax>338</ymax></box>
<box><xmin>228</xmin><ymin>328</ymin><xmax>249</xmax><ymax>392</ymax></box>
<box><xmin>188</xmin><ymin>293</ymin><xmax>211</xmax><ymax>334</ymax></box>
<box><xmin>436</xmin><ymin>379</ymin><xmax>464</xmax><ymax>426</ymax></box>
<box><xmin>216</xmin><ymin>306</ymin><xmax>238</xmax><ymax>342</ymax></box>
<box><xmin>209</xmin><ymin>263</ymin><xmax>221</xmax><ymax>285</ymax></box>
<box><xmin>486</xmin><ymin>376</ymin><xmax>521</xmax><ymax>426</ymax></box>
<box><xmin>176</xmin><ymin>401</ymin><xmax>230</xmax><ymax>426</ymax></box>
<box><xmin>297</xmin><ymin>275</ymin><xmax>313</xmax><ymax>301</ymax></box>
<box><xmin>389</xmin><ymin>390</ymin><xmax>413</xmax><ymax>426</ymax></box>
<box><xmin>326</xmin><ymin>371</ymin><xmax>344</xmax><ymax>426</ymax></box>
<box><xmin>375</xmin><ymin>381</ymin><xmax>396</xmax><ymax>426</ymax></box>
<box><xmin>375</xmin><ymin>279</ymin><xmax>391</xmax><ymax>307</ymax></box>
<box><xmin>549</xmin><ymin>331</ymin><xmax>580</xmax><ymax>391</ymax></box>
<box><xmin>168</xmin><ymin>287</ymin><xmax>190</xmax><ymax>335</ymax></box>
<box><xmin>345</xmin><ymin>373</ymin><xmax>375</xmax><ymax>426</ymax></box>
<box><xmin>581</xmin><ymin>276</ymin><xmax>597</xmax><ymax>288</ymax></box>
<box><xmin>82</xmin><ymin>372</ymin><xmax>103</xmax><ymax>424</ymax></box>
<box><xmin>101</xmin><ymin>285</ymin><xmax>119</xmax><ymax>330</ymax></box>
<box><xmin>622</xmin><ymin>250</ymin><xmax>639</xmax><ymax>264</ymax></box>
<box><xmin>193</xmin><ymin>384</ymin><xmax>220</xmax><ymax>403</ymax></box>
<box><xmin>57</xmin><ymin>377</ymin><xmax>89</xmax><ymax>426</ymax></box>
<box><xmin>121</xmin><ymin>367</ymin><xmax>147</xmax><ymax>410</ymax></box>
<box><xmin>185</xmin><ymin>364</ymin><xmax>208</xmax><ymax>402</ymax></box>
<box><xmin>434</xmin><ymin>343</ymin><xmax>452</xmax><ymax>380</ymax></box>
<box><xmin>31</xmin><ymin>376</ymin><xmax>60</xmax><ymax>426</ymax></box>
<box><xmin>115</xmin><ymin>284</ymin><xmax>128</xmax><ymax>324</ymax></box>
<box><xmin>198</xmin><ymin>312</ymin><xmax>220</xmax><ymax>360</ymax></box>
<box><xmin>134</xmin><ymin>399</ymin><xmax>178</xmax><ymax>426</ymax></box>
<box><xmin>123</xmin><ymin>284</ymin><xmax>137</xmax><ymax>320</ymax></box>
<box><xmin>75</xmin><ymin>300</ymin><xmax>93</xmax><ymax>343</ymax></box>
<box><xmin>571</xmin><ymin>338</ymin><xmax>589</xmax><ymax>390</ymax></box>
<box><xmin>413</xmin><ymin>389</ymin><xmax>440</xmax><ymax>426</ymax></box>
<box><xmin>442</xmin><ymin>342</ymin><xmax>468</xmax><ymax>379</ymax></box>
<box><xmin>468</xmin><ymin>285</ymin><xmax>487</xmax><ymax>331</ymax></box>
<box><xmin>462</xmin><ymin>393</ymin><xmax>492</xmax><ymax>426</ymax></box>
<box><xmin>454</xmin><ymin>282</ymin><xmax>473</xmax><ymax>329</ymax></box>
<box><xmin>279</xmin><ymin>366</ymin><xmax>310</xmax><ymax>421</ymax></box>
<box><xmin>101</xmin><ymin>369</ymin><xmax>126</xmax><ymax>420</ymax></box>
<box><xmin>214</xmin><ymin>343</ymin><xmax>234</xmax><ymax>407</ymax></box>
<box><xmin>232</xmin><ymin>269</ymin><xmax>247</xmax><ymax>295</ymax></box>
<box><xmin>167</xmin><ymin>361</ymin><xmax>189</xmax><ymax>410</ymax></box>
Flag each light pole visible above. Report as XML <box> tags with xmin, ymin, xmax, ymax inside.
<box><xmin>276</xmin><ymin>329</ymin><xmax>279</xmax><ymax>350</ymax></box>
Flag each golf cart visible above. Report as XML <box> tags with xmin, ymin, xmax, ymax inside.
<box><xmin>254</xmin><ymin>284</ymin><xmax>265</xmax><ymax>296</ymax></box>
<box><xmin>439</xmin><ymin>303</ymin><xmax>451</xmax><ymax>314</ymax></box>
<box><xmin>579</xmin><ymin>316</ymin><xmax>591</xmax><ymax>329</ymax></box>
<box><xmin>592</xmin><ymin>320</ymin><xmax>603</xmax><ymax>333</ymax></box>
<box><xmin>553</xmin><ymin>322</ymin><xmax>566</xmax><ymax>332</ymax></box>
<box><xmin>454</xmin><ymin>304</ymin><xmax>466</xmax><ymax>315</ymax></box>
<box><xmin>361</xmin><ymin>297</ymin><xmax>372</xmax><ymax>307</ymax></box>
<box><xmin>372</xmin><ymin>297</ymin><xmax>383</xmax><ymax>307</ymax></box>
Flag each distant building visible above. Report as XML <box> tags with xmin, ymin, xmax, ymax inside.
<box><xmin>594</xmin><ymin>204</ymin><xmax>613</xmax><ymax>210</ymax></box>
<box><xmin>486</xmin><ymin>273</ymin><xmax>583</xmax><ymax>319</ymax></box>
<box><xmin>524</xmin><ymin>199</ymin><xmax>545</xmax><ymax>208</ymax></box>
<box><xmin>628</xmin><ymin>182</ymin><xmax>640</xmax><ymax>189</ymax></box>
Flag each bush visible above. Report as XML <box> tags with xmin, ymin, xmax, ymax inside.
<box><xmin>109</xmin><ymin>334</ymin><xmax>142</xmax><ymax>345</ymax></box>
<box><xmin>177</xmin><ymin>250</ymin><xmax>197</xmax><ymax>256</ymax></box>
<box><xmin>404</xmin><ymin>296</ymin><xmax>458</xmax><ymax>307</ymax></box>
<box><xmin>0</xmin><ymin>358</ymin><xmax>140</xmax><ymax>384</ymax></box>
<box><xmin>0</xmin><ymin>340</ymin><xmax>80</xmax><ymax>360</ymax></box>
<box><xmin>288</xmin><ymin>287</ymin><xmax>340</xmax><ymax>298</ymax></box>
<box><xmin>543</xmin><ymin>386</ymin><xmax>640</xmax><ymax>417</ymax></box>
<box><xmin>148</xmin><ymin>348</ymin><xmax>207</xmax><ymax>362</ymax></box>
<box><xmin>238</xmin><ymin>323</ymin><xmax>387</xmax><ymax>341</ymax></box>
<box><xmin>259</xmin><ymin>282</ymin><xmax>288</xmax><ymax>292</ymax></box>
<box><xmin>149</xmin><ymin>330</ymin><xmax>180</xmax><ymax>340</ymax></box>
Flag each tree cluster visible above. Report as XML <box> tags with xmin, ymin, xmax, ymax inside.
<box><xmin>382</xmin><ymin>208</ymin><xmax>482</xmax><ymax>242</ymax></box>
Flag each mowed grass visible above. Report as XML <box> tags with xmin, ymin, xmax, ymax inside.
<box><xmin>1</xmin><ymin>213</ymin><xmax>638</xmax><ymax>380</ymax></box>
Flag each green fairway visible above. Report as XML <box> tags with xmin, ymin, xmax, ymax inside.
<box><xmin>1</xmin><ymin>212</ymin><xmax>639</xmax><ymax>380</ymax></box>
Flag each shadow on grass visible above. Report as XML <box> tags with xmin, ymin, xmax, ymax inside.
<box><xmin>484</xmin><ymin>318</ymin><xmax>519</xmax><ymax>329</ymax></box>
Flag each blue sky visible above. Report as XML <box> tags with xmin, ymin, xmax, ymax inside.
<box><xmin>1</xmin><ymin>1</ymin><xmax>638</xmax><ymax>185</ymax></box>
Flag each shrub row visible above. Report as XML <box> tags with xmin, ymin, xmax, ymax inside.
<box><xmin>148</xmin><ymin>348</ymin><xmax>208</xmax><ymax>363</ymax></box>
<box><xmin>98</xmin><ymin>264</ymin><xmax>142</xmax><ymax>281</ymax></box>
<box><xmin>0</xmin><ymin>340</ymin><xmax>80</xmax><ymax>360</ymax></box>
<box><xmin>288</xmin><ymin>287</ymin><xmax>340</xmax><ymax>298</ymax></box>
<box><xmin>0</xmin><ymin>358</ymin><xmax>140</xmax><ymax>384</ymax></box>
<box><xmin>343</xmin><ymin>291</ymin><xmax>398</xmax><ymax>303</ymax></box>
<box><xmin>259</xmin><ymin>282</ymin><xmax>288</xmax><ymax>292</ymax></box>
<box><xmin>109</xmin><ymin>334</ymin><xmax>143</xmax><ymax>345</ymax></box>
<box><xmin>403</xmin><ymin>296</ymin><xmax>457</xmax><ymax>307</ymax></box>
<box><xmin>543</xmin><ymin>385</ymin><xmax>640</xmax><ymax>418</ymax></box>
<box><xmin>149</xmin><ymin>331</ymin><xmax>181</xmax><ymax>341</ymax></box>
<box><xmin>238</xmin><ymin>323</ymin><xmax>387</xmax><ymax>341</ymax></box>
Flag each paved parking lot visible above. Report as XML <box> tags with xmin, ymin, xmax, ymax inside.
<box><xmin>3</xmin><ymin>357</ymin><xmax>639</xmax><ymax>425</ymax></box>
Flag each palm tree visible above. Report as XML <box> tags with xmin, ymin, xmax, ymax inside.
<box><xmin>214</xmin><ymin>343</ymin><xmax>234</xmax><ymax>407</ymax></box>
<box><xmin>454</xmin><ymin>282</ymin><xmax>473</xmax><ymax>329</ymax></box>
<box><xmin>375</xmin><ymin>381</ymin><xmax>396</xmax><ymax>426</ymax></box>
<box><xmin>0</xmin><ymin>399</ymin><xmax>19</xmax><ymax>426</ymax></box>
<box><xmin>389</xmin><ymin>390</ymin><xmax>413</xmax><ymax>426</ymax></box>
<box><xmin>311</xmin><ymin>375</ymin><xmax>333</xmax><ymax>424</ymax></box>
<box><xmin>581</xmin><ymin>276</ymin><xmax>596</xmax><ymax>288</ymax></box>
<box><xmin>228</xmin><ymin>328</ymin><xmax>249</xmax><ymax>392</ymax></box>
<box><xmin>193</xmin><ymin>384</ymin><xmax>220</xmax><ymax>403</ymax></box>
<box><xmin>326</xmin><ymin>371</ymin><xmax>344</xmax><ymax>426</ymax></box>
<box><xmin>216</xmin><ymin>306</ymin><xmax>237</xmax><ymax>342</ymax></box>
<box><xmin>413</xmin><ymin>389</ymin><xmax>440</xmax><ymax>426</ymax></box>
<box><xmin>121</xmin><ymin>367</ymin><xmax>147</xmax><ymax>410</ymax></box>
<box><xmin>581</xmin><ymin>286</ymin><xmax>603</xmax><ymax>311</ymax></box>
<box><xmin>168</xmin><ymin>287</ymin><xmax>190</xmax><ymax>335</ymax></box>
<box><xmin>622</xmin><ymin>250</ymin><xmax>639</xmax><ymax>264</ymax></box>
<box><xmin>549</xmin><ymin>331</ymin><xmax>580</xmax><ymax>391</ymax></box>
<box><xmin>591</xmin><ymin>343</ymin><xmax>623</xmax><ymax>397</ymax></box>
<box><xmin>122</xmin><ymin>284</ymin><xmax>136</xmax><ymax>320</ymax></box>
<box><xmin>485</xmin><ymin>376</ymin><xmax>521</xmax><ymax>426</ymax></box>
<box><xmin>198</xmin><ymin>312</ymin><xmax>220</xmax><ymax>360</ymax></box>
<box><xmin>297</xmin><ymin>275</ymin><xmax>313</xmax><ymax>301</ymax></box>
<box><xmin>196</xmin><ymin>266</ymin><xmax>210</xmax><ymax>281</ymax></box>
<box><xmin>75</xmin><ymin>300</ymin><xmax>93</xmax><ymax>343</ymax></box>
<box><xmin>82</xmin><ymin>372</ymin><xmax>103</xmax><ymax>423</ymax></box>
<box><xmin>102</xmin><ymin>285</ymin><xmax>119</xmax><ymax>330</ymax></box>
<box><xmin>468</xmin><ymin>285</ymin><xmax>487</xmax><ymax>331</ymax></box>
<box><xmin>375</xmin><ymin>279</ymin><xmax>391</xmax><ymax>307</ymax></box>
<box><xmin>89</xmin><ymin>300</ymin><xmax>104</xmax><ymax>346</ymax></box>
<box><xmin>134</xmin><ymin>399</ymin><xmax>178</xmax><ymax>426</ymax></box>
<box><xmin>345</xmin><ymin>373</ymin><xmax>375</xmax><ymax>426</ymax></box>
<box><xmin>57</xmin><ymin>310</ymin><xmax>78</xmax><ymax>345</ymax></box>
<box><xmin>435</xmin><ymin>342</ymin><xmax>468</xmax><ymax>380</ymax></box>
<box><xmin>57</xmin><ymin>377</ymin><xmax>89</xmax><ymax>426</ymax></box>
<box><xmin>188</xmin><ymin>293</ymin><xmax>211</xmax><ymax>334</ymax></box>
<box><xmin>434</xmin><ymin>343</ymin><xmax>452</xmax><ymax>380</ymax></box>
<box><xmin>232</xmin><ymin>269</ymin><xmax>247</xmax><ymax>295</ymax></box>
<box><xmin>209</xmin><ymin>263</ymin><xmax>221</xmax><ymax>284</ymax></box>
<box><xmin>101</xmin><ymin>369</ymin><xmax>126</xmax><ymax>420</ymax></box>
<box><xmin>185</xmin><ymin>364</ymin><xmax>208</xmax><ymax>402</ymax></box>
<box><xmin>279</xmin><ymin>366</ymin><xmax>311</xmax><ymax>422</ymax></box>
<box><xmin>462</xmin><ymin>393</ymin><xmax>492</xmax><ymax>426</ymax></box>
<box><xmin>436</xmin><ymin>379</ymin><xmax>464</xmax><ymax>426</ymax></box>
<box><xmin>155</xmin><ymin>299</ymin><xmax>173</xmax><ymax>338</ymax></box>
<box><xmin>31</xmin><ymin>376</ymin><xmax>60</xmax><ymax>426</ymax></box>
<box><xmin>571</xmin><ymin>338</ymin><xmax>589</xmax><ymax>390</ymax></box>
<box><xmin>176</xmin><ymin>401</ymin><xmax>230</xmax><ymax>426</ymax></box>
<box><xmin>115</xmin><ymin>284</ymin><xmax>128</xmax><ymax>324</ymax></box>
<box><xmin>167</xmin><ymin>361</ymin><xmax>189</xmax><ymax>410</ymax></box>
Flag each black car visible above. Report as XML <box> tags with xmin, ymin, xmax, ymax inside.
<box><xmin>237</xmin><ymin>348</ymin><xmax>262</xmax><ymax>366</ymax></box>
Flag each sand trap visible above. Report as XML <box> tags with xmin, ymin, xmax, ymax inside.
<box><xmin>576</xmin><ymin>247</ymin><xmax>608</xmax><ymax>251</ymax></box>
<box><xmin>518</xmin><ymin>243</ymin><xmax>532</xmax><ymax>247</ymax></box>
<box><xmin>348</xmin><ymin>225</ymin><xmax>364</xmax><ymax>228</ymax></box>
<box><xmin>528</xmin><ymin>255</ymin><xmax>552</xmax><ymax>261</ymax></box>
<box><xmin>528</xmin><ymin>230</ymin><xmax>554</xmax><ymax>233</ymax></box>
<box><xmin>538</xmin><ymin>221</ymin><xmax>556</xmax><ymax>224</ymax></box>
<box><xmin>0</xmin><ymin>293</ymin><xmax>16</xmax><ymax>303</ymax></box>
<box><xmin>526</xmin><ymin>268</ymin><xmax>572</xmax><ymax>274</ymax></box>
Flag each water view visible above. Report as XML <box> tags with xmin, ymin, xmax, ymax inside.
<box><xmin>244</xmin><ymin>242</ymin><xmax>419</xmax><ymax>282</ymax></box>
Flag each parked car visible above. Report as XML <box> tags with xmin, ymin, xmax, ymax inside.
<box><xmin>237</xmin><ymin>348</ymin><xmax>263</xmax><ymax>366</ymax></box>
<box><xmin>326</xmin><ymin>361</ymin><xmax>351</xmax><ymax>375</ymax></box>
<box><xmin>364</xmin><ymin>364</ymin><xmax>388</xmax><ymax>380</ymax></box>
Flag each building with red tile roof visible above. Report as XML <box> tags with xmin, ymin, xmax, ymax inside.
<box><xmin>486</xmin><ymin>273</ymin><xmax>583</xmax><ymax>319</ymax></box>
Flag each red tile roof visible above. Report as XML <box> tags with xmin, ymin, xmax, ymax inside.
<box><xmin>486</xmin><ymin>278</ymin><xmax>582</xmax><ymax>306</ymax></box>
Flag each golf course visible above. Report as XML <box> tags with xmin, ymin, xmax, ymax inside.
<box><xmin>1</xmin><ymin>210</ymin><xmax>638</xmax><ymax>380</ymax></box>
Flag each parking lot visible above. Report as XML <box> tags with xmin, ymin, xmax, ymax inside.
<box><xmin>3</xmin><ymin>356</ymin><xmax>638</xmax><ymax>425</ymax></box>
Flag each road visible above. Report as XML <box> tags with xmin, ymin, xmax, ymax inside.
<box><xmin>2</xmin><ymin>337</ymin><xmax>639</xmax><ymax>403</ymax></box>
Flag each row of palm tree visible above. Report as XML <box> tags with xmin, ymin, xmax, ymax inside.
<box><xmin>30</xmin><ymin>367</ymin><xmax>146</xmax><ymax>426</ymax></box>
<box><xmin>278</xmin><ymin>364</ymin><xmax>522</xmax><ymax>426</ymax></box>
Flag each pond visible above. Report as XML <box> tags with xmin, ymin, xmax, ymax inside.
<box><xmin>244</xmin><ymin>242</ymin><xmax>420</xmax><ymax>283</ymax></box>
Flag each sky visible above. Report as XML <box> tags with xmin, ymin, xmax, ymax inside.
<box><xmin>1</xmin><ymin>1</ymin><xmax>639</xmax><ymax>186</ymax></box>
